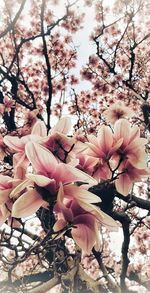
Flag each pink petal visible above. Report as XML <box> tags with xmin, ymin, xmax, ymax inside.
<box><xmin>109</xmin><ymin>138</ymin><xmax>123</xmax><ymax>156</ymax></box>
<box><xmin>63</xmin><ymin>184</ymin><xmax>101</xmax><ymax>204</ymax></box>
<box><xmin>50</xmin><ymin>117</ymin><xmax>71</xmax><ymax>135</ymax></box>
<box><xmin>0</xmin><ymin>205</ymin><xmax>10</xmax><ymax>227</ymax></box>
<box><xmin>128</xmin><ymin>126</ymin><xmax>140</xmax><ymax>143</ymax></box>
<box><xmin>12</xmin><ymin>189</ymin><xmax>45</xmax><ymax>218</ymax></box>
<box><xmin>76</xmin><ymin>200</ymin><xmax>118</xmax><ymax>231</ymax></box>
<box><xmin>0</xmin><ymin>175</ymin><xmax>12</xmax><ymax>189</ymax></box>
<box><xmin>53</xmin><ymin>219</ymin><xmax>67</xmax><ymax>232</ymax></box>
<box><xmin>26</xmin><ymin>174</ymin><xmax>55</xmax><ymax>187</ymax></box>
<box><xmin>13</xmin><ymin>152</ymin><xmax>29</xmax><ymax>169</ymax></box>
<box><xmin>72</xmin><ymin>214</ymin><xmax>96</xmax><ymax>254</ymax></box>
<box><xmin>97</xmin><ymin>125</ymin><xmax>113</xmax><ymax>154</ymax></box>
<box><xmin>62</xmin><ymin>164</ymin><xmax>97</xmax><ymax>186</ymax></box>
<box><xmin>25</xmin><ymin>142</ymin><xmax>57</xmax><ymax>175</ymax></box>
<box><xmin>96</xmin><ymin>210</ymin><xmax>118</xmax><ymax>231</ymax></box>
<box><xmin>94</xmin><ymin>163</ymin><xmax>111</xmax><ymax>181</ymax></box>
<box><xmin>53</xmin><ymin>219</ymin><xmax>68</xmax><ymax>239</ymax></box>
<box><xmin>10</xmin><ymin>179</ymin><xmax>32</xmax><ymax>198</ymax></box>
<box><xmin>8</xmin><ymin>217</ymin><xmax>21</xmax><ymax>228</ymax></box>
<box><xmin>0</xmin><ymin>189</ymin><xmax>11</xmax><ymax>204</ymax></box>
<box><xmin>41</xmin><ymin>132</ymin><xmax>74</xmax><ymax>157</ymax></box>
<box><xmin>115</xmin><ymin>173</ymin><xmax>133</xmax><ymax>196</ymax></box>
<box><xmin>94</xmin><ymin>222</ymin><xmax>102</xmax><ymax>251</ymax></box>
<box><xmin>86</xmin><ymin>135</ymin><xmax>103</xmax><ymax>157</ymax></box>
<box><xmin>14</xmin><ymin>166</ymin><xmax>26</xmax><ymax>180</ymax></box>
<box><xmin>3</xmin><ymin>136</ymin><xmax>25</xmax><ymax>152</ymax></box>
<box><xmin>114</xmin><ymin>119</ymin><xmax>130</xmax><ymax>146</ymax></box>
<box><xmin>125</xmin><ymin>138</ymin><xmax>147</xmax><ymax>169</ymax></box>
<box><xmin>56</xmin><ymin>184</ymin><xmax>73</xmax><ymax>222</ymax></box>
<box><xmin>53</xmin><ymin>163</ymin><xmax>84</xmax><ymax>185</ymax></box>
<box><xmin>31</xmin><ymin>120</ymin><xmax>47</xmax><ymax>137</ymax></box>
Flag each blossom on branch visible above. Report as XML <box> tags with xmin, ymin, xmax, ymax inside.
<box><xmin>3</xmin><ymin>120</ymin><xmax>47</xmax><ymax>175</ymax></box>
<box><xmin>54</xmin><ymin>184</ymin><xmax>118</xmax><ymax>254</ymax></box>
<box><xmin>103</xmin><ymin>101</ymin><xmax>134</xmax><ymax>124</ymax></box>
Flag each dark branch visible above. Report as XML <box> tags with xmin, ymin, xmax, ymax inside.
<box><xmin>0</xmin><ymin>0</ymin><xmax>26</xmax><ymax>39</ymax></box>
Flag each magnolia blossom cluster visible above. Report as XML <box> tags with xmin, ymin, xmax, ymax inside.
<box><xmin>0</xmin><ymin>114</ymin><xmax>149</xmax><ymax>254</ymax></box>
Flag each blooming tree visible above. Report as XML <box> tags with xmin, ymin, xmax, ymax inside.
<box><xmin>0</xmin><ymin>0</ymin><xmax>150</xmax><ymax>293</ymax></box>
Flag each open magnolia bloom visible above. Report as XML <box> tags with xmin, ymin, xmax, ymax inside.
<box><xmin>82</xmin><ymin>119</ymin><xmax>149</xmax><ymax>195</ymax></box>
<box><xmin>86</xmin><ymin>124</ymin><xmax>123</xmax><ymax>160</ymax></box>
<box><xmin>103</xmin><ymin>101</ymin><xmax>134</xmax><ymax>124</ymax></box>
<box><xmin>76</xmin><ymin>153</ymin><xmax>112</xmax><ymax>181</ymax></box>
<box><xmin>113</xmin><ymin>119</ymin><xmax>148</xmax><ymax>169</ymax></box>
<box><xmin>77</xmin><ymin>125</ymin><xmax>123</xmax><ymax>181</ymax></box>
<box><xmin>0</xmin><ymin>174</ymin><xmax>28</xmax><ymax>226</ymax></box>
<box><xmin>0</xmin><ymin>175</ymin><xmax>22</xmax><ymax>205</ymax></box>
<box><xmin>115</xmin><ymin>160</ymin><xmax>150</xmax><ymax>196</ymax></box>
<box><xmin>11</xmin><ymin>142</ymin><xmax>97</xmax><ymax>218</ymax></box>
<box><xmin>53</xmin><ymin>184</ymin><xmax>118</xmax><ymax>255</ymax></box>
<box><xmin>49</xmin><ymin>116</ymin><xmax>71</xmax><ymax>135</ymax></box>
<box><xmin>3</xmin><ymin>120</ymin><xmax>47</xmax><ymax>174</ymax></box>
<box><xmin>40</xmin><ymin>116</ymin><xmax>77</xmax><ymax>164</ymax></box>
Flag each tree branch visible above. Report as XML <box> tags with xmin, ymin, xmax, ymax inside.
<box><xmin>41</xmin><ymin>0</ymin><xmax>53</xmax><ymax>132</ymax></box>
<box><xmin>0</xmin><ymin>0</ymin><xmax>26</xmax><ymax>39</ymax></box>
<box><xmin>28</xmin><ymin>276</ymin><xmax>60</xmax><ymax>293</ymax></box>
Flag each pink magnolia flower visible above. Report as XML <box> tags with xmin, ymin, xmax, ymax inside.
<box><xmin>40</xmin><ymin>116</ymin><xmax>76</xmax><ymax>163</ymax></box>
<box><xmin>113</xmin><ymin>119</ymin><xmax>148</xmax><ymax>169</ymax></box>
<box><xmin>3</xmin><ymin>120</ymin><xmax>47</xmax><ymax>173</ymax></box>
<box><xmin>85</xmin><ymin>125</ymin><xmax>123</xmax><ymax>180</ymax></box>
<box><xmin>0</xmin><ymin>175</ymin><xmax>21</xmax><ymax>205</ymax></box>
<box><xmin>0</xmin><ymin>175</ymin><xmax>23</xmax><ymax>227</ymax></box>
<box><xmin>11</xmin><ymin>142</ymin><xmax>97</xmax><ymax>218</ymax></box>
<box><xmin>53</xmin><ymin>184</ymin><xmax>118</xmax><ymax>254</ymax></box>
<box><xmin>115</xmin><ymin>160</ymin><xmax>150</xmax><ymax>196</ymax></box>
<box><xmin>86</xmin><ymin>125</ymin><xmax>122</xmax><ymax>160</ymax></box>
<box><xmin>76</xmin><ymin>153</ymin><xmax>99</xmax><ymax>176</ymax></box>
<box><xmin>50</xmin><ymin>116</ymin><xmax>71</xmax><ymax>135</ymax></box>
<box><xmin>12</xmin><ymin>188</ymin><xmax>46</xmax><ymax>218</ymax></box>
<box><xmin>103</xmin><ymin>101</ymin><xmax>134</xmax><ymax>124</ymax></box>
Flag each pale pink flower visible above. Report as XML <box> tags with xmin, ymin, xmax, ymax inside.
<box><xmin>0</xmin><ymin>175</ymin><xmax>23</xmax><ymax>226</ymax></box>
<box><xmin>53</xmin><ymin>184</ymin><xmax>118</xmax><ymax>254</ymax></box>
<box><xmin>103</xmin><ymin>101</ymin><xmax>134</xmax><ymax>124</ymax></box>
<box><xmin>11</xmin><ymin>142</ymin><xmax>97</xmax><ymax>218</ymax></box>
<box><xmin>40</xmin><ymin>116</ymin><xmax>75</xmax><ymax>163</ymax></box>
<box><xmin>85</xmin><ymin>125</ymin><xmax>122</xmax><ymax>180</ymax></box>
<box><xmin>76</xmin><ymin>153</ymin><xmax>99</xmax><ymax>176</ymax></box>
<box><xmin>4</xmin><ymin>120</ymin><xmax>47</xmax><ymax>173</ymax></box>
<box><xmin>87</xmin><ymin>125</ymin><xmax>122</xmax><ymax>160</ymax></box>
<box><xmin>113</xmin><ymin>119</ymin><xmax>148</xmax><ymax>169</ymax></box>
<box><xmin>0</xmin><ymin>175</ymin><xmax>21</xmax><ymax>205</ymax></box>
<box><xmin>115</xmin><ymin>160</ymin><xmax>150</xmax><ymax>196</ymax></box>
<box><xmin>12</xmin><ymin>188</ymin><xmax>46</xmax><ymax>218</ymax></box>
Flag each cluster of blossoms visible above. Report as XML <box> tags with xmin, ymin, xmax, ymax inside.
<box><xmin>0</xmin><ymin>108</ymin><xmax>149</xmax><ymax>254</ymax></box>
<box><xmin>0</xmin><ymin>96</ymin><xmax>15</xmax><ymax>114</ymax></box>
